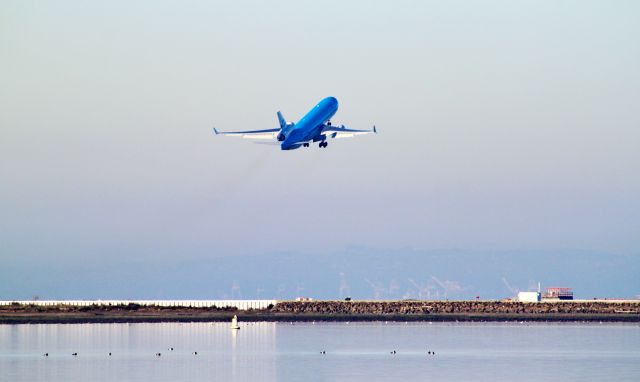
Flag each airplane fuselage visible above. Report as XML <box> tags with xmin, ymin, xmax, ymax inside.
<box><xmin>281</xmin><ymin>96</ymin><xmax>338</xmax><ymax>150</ymax></box>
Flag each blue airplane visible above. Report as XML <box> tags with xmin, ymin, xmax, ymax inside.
<box><xmin>213</xmin><ymin>97</ymin><xmax>376</xmax><ymax>150</ymax></box>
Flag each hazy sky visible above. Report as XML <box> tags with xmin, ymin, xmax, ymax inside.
<box><xmin>1</xmin><ymin>1</ymin><xmax>639</xmax><ymax>293</ymax></box>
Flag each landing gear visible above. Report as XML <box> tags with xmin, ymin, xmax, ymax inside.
<box><xmin>319</xmin><ymin>141</ymin><xmax>328</xmax><ymax>148</ymax></box>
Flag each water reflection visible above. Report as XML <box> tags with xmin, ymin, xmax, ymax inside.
<box><xmin>0</xmin><ymin>322</ymin><xmax>278</xmax><ymax>382</ymax></box>
<box><xmin>0</xmin><ymin>322</ymin><xmax>638</xmax><ymax>382</ymax></box>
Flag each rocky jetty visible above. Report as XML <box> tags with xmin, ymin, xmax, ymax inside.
<box><xmin>1</xmin><ymin>300</ymin><xmax>638</xmax><ymax>323</ymax></box>
<box><xmin>271</xmin><ymin>300</ymin><xmax>640</xmax><ymax>319</ymax></box>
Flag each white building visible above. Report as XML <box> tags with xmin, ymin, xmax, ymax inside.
<box><xmin>517</xmin><ymin>291</ymin><xmax>541</xmax><ymax>302</ymax></box>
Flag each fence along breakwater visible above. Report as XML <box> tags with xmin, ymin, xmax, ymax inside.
<box><xmin>0</xmin><ymin>300</ymin><xmax>276</xmax><ymax>310</ymax></box>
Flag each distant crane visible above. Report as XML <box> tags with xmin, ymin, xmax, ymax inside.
<box><xmin>365</xmin><ymin>279</ymin><xmax>386</xmax><ymax>300</ymax></box>
<box><xmin>408</xmin><ymin>278</ymin><xmax>433</xmax><ymax>300</ymax></box>
<box><xmin>431</xmin><ymin>276</ymin><xmax>463</xmax><ymax>300</ymax></box>
<box><xmin>501</xmin><ymin>277</ymin><xmax>519</xmax><ymax>295</ymax></box>
<box><xmin>431</xmin><ymin>276</ymin><xmax>448</xmax><ymax>299</ymax></box>
<box><xmin>339</xmin><ymin>272</ymin><xmax>351</xmax><ymax>298</ymax></box>
<box><xmin>388</xmin><ymin>279</ymin><xmax>400</xmax><ymax>299</ymax></box>
<box><xmin>231</xmin><ymin>281</ymin><xmax>242</xmax><ymax>299</ymax></box>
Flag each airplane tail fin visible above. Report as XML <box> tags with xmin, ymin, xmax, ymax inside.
<box><xmin>277</xmin><ymin>111</ymin><xmax>287</xmax><ymax>129</ymax></box>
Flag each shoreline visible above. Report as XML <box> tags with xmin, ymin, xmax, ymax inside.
<box><xmin>2</xmin><ymin>313</ymin><xmax>639</xmax><ymax>325</ymax></box>
<box><xmin>1</xmin><ymin>300</ymin><xmax>639</xmax><ymax>324</ymax></box>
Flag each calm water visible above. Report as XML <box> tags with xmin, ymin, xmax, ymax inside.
<box><xmin>0</xmin><ymin>322</ymin><xmax>638</xmax><ymax>382</ymax></box>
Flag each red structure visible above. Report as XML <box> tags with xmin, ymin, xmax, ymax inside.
<box><xmin>543</xmin><ymin>287</ymin><xmax>574</xmax><ymax>300</ymax></box>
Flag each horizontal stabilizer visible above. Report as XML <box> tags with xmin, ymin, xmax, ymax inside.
<box><xmin>212</xmin><ymin>125</ymin><xmax>280</xmax><ymax>140</ymax></box>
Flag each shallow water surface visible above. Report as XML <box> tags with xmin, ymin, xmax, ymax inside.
<box><xmin>0</xmin><ymin>322</ymin><xmax>638</xmax><ymax>381</ymax></box>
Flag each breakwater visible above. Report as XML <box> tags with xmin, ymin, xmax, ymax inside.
<box><xmin>271</xmin><ymin>300</ymin><xmax>640</xmax><ymax>317</ymax></box>
<box><xmin>1</xmin><ymin>300</ymin><xmax>638</xmax><ymax>324</ymax></box>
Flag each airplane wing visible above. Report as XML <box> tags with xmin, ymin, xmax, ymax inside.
<box><xmin>322</xmin><ymin>124</ymin><xmax>377</xmax><ymax>139</ymax></box>
<box><xmin>213</xmin><ymin>127</ymin><xmax>280</xmax><ymax>140</ymax></box>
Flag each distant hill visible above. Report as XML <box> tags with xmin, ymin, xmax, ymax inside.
<box><xmin>1</xmin><ymin>247</ymin><xmax>638</xmax><ymax>300</ymax></box>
